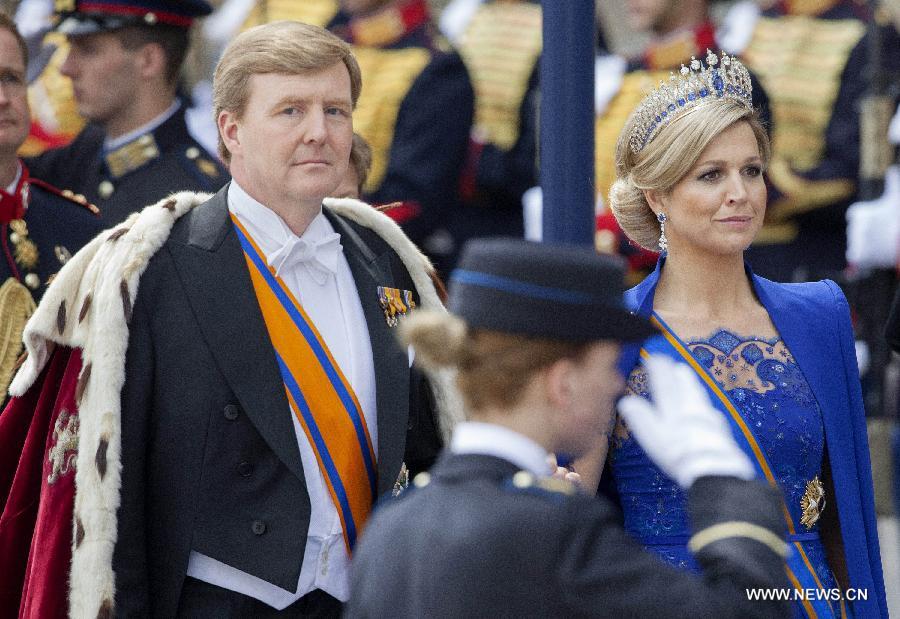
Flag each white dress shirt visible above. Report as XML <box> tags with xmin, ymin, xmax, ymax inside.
<box><xmin>450</xmin><ymin>422</ymin><xmax>554</xmax><ymax>477</ymax></box>
<box><xmin>186</xmin><ymin>181</ymin><xmax>378</xmax><ymax>608</ymax></box>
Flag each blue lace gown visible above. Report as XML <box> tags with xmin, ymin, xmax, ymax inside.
<box><xmin>608</xmin><ymin>329</ymin><xmax>839</xmax><ymax>616</ymax></box>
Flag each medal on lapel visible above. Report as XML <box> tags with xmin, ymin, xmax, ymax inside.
<box><xmin>392</xmin><ymin>462</ymin><xmax>409</xmax><ymax>497</ymax></box>
<box><xmin>377</xmin><ymin>286</ymin><xmax>416</xmax><ymax>327</ymax></box>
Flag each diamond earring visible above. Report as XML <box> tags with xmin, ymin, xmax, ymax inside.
<box><xmin>657</xmin><ymin>212</ymin><xmax>668</xmax><ymax>252</ymax></box>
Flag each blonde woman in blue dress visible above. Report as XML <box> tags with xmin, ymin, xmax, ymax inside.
<box><xmin>596</xmin><ymin>50</ymin><xmax>887</xmax><ymax>617</ymax></box>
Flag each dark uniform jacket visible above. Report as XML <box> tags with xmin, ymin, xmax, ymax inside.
<box><xmin>0</xmin><ymin>170</ymin><xmax>101</xmax><ymax>402</ymax></box>
<box><xmin>25</xmin><ymin>103</ymin><xmax>227</xmax><ymax>226</ymax></box>
<box><xmin>347</xmin><ymin>453</ymin><xmax>791</xmax><ymax>618</ymax></box>
<box><xmin>1</xmin><ymin>175</ymin><xmax>101</xmax><ymax>301</ymax></box>
<box><xmin>111</xmin><ymin>187</ymin><xmax>441</xmax><ymax>616</ymax></box>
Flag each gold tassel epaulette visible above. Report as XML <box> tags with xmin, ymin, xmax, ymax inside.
<box><xmin>0</xmin><ymin>278</ymin><xmax>37</xmax><ymax>396</ymax></box>
<box><xmin>241</xmin><ymin>0</ymin><xmax>338</xmax><ymax>31</ymax></box>
<box><xmin>30</xmin><ymin>177</ymin><xmax>100</xmax><ymax>215</ymax></box>
<box><xmin>510</xmin><ymin>471</ymin><xmax>577</xmax><ymax>496</ymax></box>
<box><xmin>350</xmin><ymin>46</ymin><xmax>431</xmax><ymax>192</ymax></box>
<box><xmin>457</xmin><ymin>1</ymin><xmax>542</xmax><ymax>150</ymax></box>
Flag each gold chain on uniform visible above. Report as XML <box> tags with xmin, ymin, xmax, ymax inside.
<box><xmin>8</xmin><ymin>219</ymin><xmax>40</xmax><ymax>290</ymax></box>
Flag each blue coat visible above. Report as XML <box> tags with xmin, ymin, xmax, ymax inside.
<box><xmin>622</xmin><ymin>258</ymin><xmax>887</xmax><ymax>617</ymax></box>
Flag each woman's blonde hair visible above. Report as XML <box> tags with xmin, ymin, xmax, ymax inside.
<box><xmin>399</xmin><ymin>311</ymin><xmax>589</xmax><ymax>414</ymax></box>
<box><xmin>213</xmin><ymin>21</ymin><xmax>362</xmax><ymax>163</ymax></box>
<box><xmin>608</xmin><ymin>99</ymin><xmax>771</xmax><ymax>250</ymax></box>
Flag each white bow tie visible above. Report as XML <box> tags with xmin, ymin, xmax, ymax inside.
<box><xmin>267</xmin><ymin>232</ymin><xmax>343</xmax><ymax>285</ymax></box>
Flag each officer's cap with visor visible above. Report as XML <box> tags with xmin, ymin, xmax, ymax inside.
<box><xmin>53</xmin><ymin>0</ymin><xmax>213</xmax><ymax>36</ymax></box>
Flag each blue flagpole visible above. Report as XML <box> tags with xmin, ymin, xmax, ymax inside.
<box><xmin>540</xmin><ymin>0</ymin><xmax>595</xmax><ymax>246</ymax></box>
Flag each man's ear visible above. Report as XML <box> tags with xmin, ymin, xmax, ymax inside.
<box><xmin>137</xmin><ymin>42</ymin><xmax>167</xmax><ymax>82</ymax></box>
<box><xmin>218</xmin><ymin>109</ymin><xmax>240</xmax><ymax>160</ymax></box>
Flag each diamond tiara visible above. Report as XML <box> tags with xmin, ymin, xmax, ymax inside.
<box><xmin>629</xmin><ymin>50</ymin><xmax>753</xmax><ymax>154</ymax></box>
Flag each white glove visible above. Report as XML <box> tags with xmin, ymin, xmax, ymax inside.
<box><xmin>845</xmin><ymin>165</ymin><xmax>900</xmax><ymax>270</ymax></box>
<box><xmin>617</xmin><ymin>354</ymin><xmax>755</xmax><ymax>489</ymax></box>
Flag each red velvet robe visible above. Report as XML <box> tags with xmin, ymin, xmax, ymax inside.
<box><xmin>0</xmin><ymin>347</ymin><xmax>83</xmax><ymax>618</ymax></box>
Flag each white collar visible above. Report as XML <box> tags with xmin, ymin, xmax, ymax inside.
<box><xmin>104</xmin><ymin>99</ymin><xmax>181</xmax><ymax>152</ymax></box>
<box><xmin>450</xmin><ymin>422</ymin><xmax>553</xmax><ymax>476</ymax></box>
<box><xmin>5</xmin><ymin>161</ymin><xmax>21</xmax><ymax>194</ymax></box>
<box><xmin>227</xmin><ymin>180</ymin><xmax>334</xmax><ymax>256</ymax></box>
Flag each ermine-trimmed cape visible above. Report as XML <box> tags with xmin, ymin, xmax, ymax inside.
<box><xmin>3</xmin><ymin>192</ymin><xmax>462</xmax><ymax>618</ymax></box>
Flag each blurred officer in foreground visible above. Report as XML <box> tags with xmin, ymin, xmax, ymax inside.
<box><xmin>26</xmin><ymin>0</ymin><xmax>226</xmax><ymax>225</ymax></box>
<box><xmin>347</xmin><ymin>238</ymin><xmax>791</xmax><ymax>618</ymax></box>
<box><xmin>0</xmin><ymin>10</ymin><xmax>100</xmax><ymax>402</ymax></box>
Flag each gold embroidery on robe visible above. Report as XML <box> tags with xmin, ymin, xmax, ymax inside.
<box><xmin>594</xmin><ymin>70</ymin><xmax>670</xmax><ymax>206</ymax></box>
<box><xmin>765</xmin><ymin>158</ymin><xmax>855</xmax><ymax>223</ymax></box>
<box><xmin>105</xmin><ymin>134</ymin><xmax>160</xmax><ymax>178</ymax></box>
<box><xmin>645</xmin><ymin>32</ymin><xmax>701</xmax><ymax>70</ymax></box>
<box><xmin>47</xmin><ymin>409</ymin><xmax>79</xmax><ymax>484</ymax></box>
<box><xmin>744</xmin><ymin>16</ymin><xmax>864</xmax><ymax>171</ymax></box>
<box><xmin>783</xmin><ymin>0</ymin><xmax>842</xmax><ymax>16</ymax></box>
<box><xmin>10</xmin><ymin>219</ymin><xmax>39</xmax><ymax>270</ymax></box>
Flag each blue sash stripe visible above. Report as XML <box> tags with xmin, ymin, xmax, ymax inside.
<box><xmin>276</xmin><ymin>352</ymin><xmax>358</xmax><ymax>548</ymax></box>
<box><xmin>235</xmin><ymin>224</ymin><xmax>378</xmax><ymax>498</ymax></box>
<box><xmin>641</xmin><ymin>532</ymin><xmax>822</xmax><ymax>546</ymax></box>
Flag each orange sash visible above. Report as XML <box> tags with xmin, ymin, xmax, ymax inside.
<box><xmin>232</xmin><ymin>215</ymin><xmax>377</xmax><ymax>552</ymax></box>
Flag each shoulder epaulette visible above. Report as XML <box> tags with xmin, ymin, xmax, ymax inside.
<box><xmin>29</xmin><ymin>177</ymin><xmax>100</xmax><ymax>216</ymax></box>
<box><xmin>504</xmin><ymin>470</ymin><xmax>577</xmax><ymax>498</ymax></box>
<box><xmin>182</xmin><ymin>145</ymin><xmax>225</xmax><ymax>182</ymax></box>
